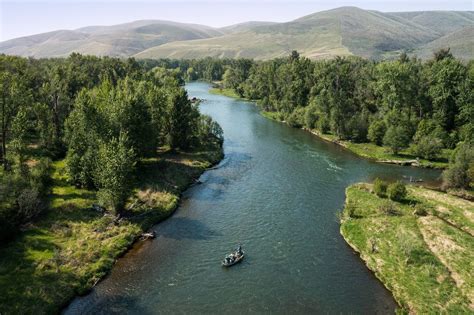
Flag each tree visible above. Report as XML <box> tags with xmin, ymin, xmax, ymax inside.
<box><xmin>95</xmin><ymin>133</ymin><xmax>135</xmax><ymax>214</ymax></box>
<box><xmin>442</xmin><ymin>142</ymin><xmax>474</xmax><ymax>190</ymax></box>
<box><xmin>428</xmin><ymin>57</ymin><xmax>466</xmax><ymax>132</ymax></box>
<box><xmin>368</xmin><ymin>120</ymin><xmax>386</xmax><ymax>145</ymax></box>
<box><xmin>0</xmin><ymin>58</ymin><xmax>29</xmax><ymax>169</ymax></box>
<box><xmin>383</xmin><ymin>125</ymin><xmax>411</xmax><ymax>154</ymax></box>
<box><xmin>167</xmin><ymin>89</ymin><xmax>198</xmax><ymax>150</ymax></box>
<box><xmin>410</xmin><ymin>136</ymin><xmax>443</xmax><ymax>160</ymax></box>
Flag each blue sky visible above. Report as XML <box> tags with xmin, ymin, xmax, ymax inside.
<box><xmin>1</xmin><ymin>0</ymin><xmax>472</xmax><ymax>41</ymax></box>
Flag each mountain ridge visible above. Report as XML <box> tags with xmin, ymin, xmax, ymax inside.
<box><xmin>1</xmin><ymin>7</ymin><xmax>473</xmax><ymax>60</ymax></box>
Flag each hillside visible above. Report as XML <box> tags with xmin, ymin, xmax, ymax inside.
<box><xmin>134</xmin><ymin>7</ymin><xmax>473</xmax><ymax>60</ymax></box>
<box><xmin>0</xmin><ymin>20</ymin><xmax>225</xmax><ymax>58</ymax></box>
<box><xmin>1</xmin><ymin>7</ymin><xmax>473</xmax><ymax>59</ymax></box>
<box><xmin>414</xmin><ymin>26</ymin><xmax>474</xmax><ymax>60</ymax></box>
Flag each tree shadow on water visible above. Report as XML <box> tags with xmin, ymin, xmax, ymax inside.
<box><xmin>65</xmin><ymin>292</ymin><xmax>153</xmax><ymax>315</ymax></box>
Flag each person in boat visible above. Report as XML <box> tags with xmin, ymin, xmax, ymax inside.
<box><xmin>237</xmin><ymin>245</ymin><xmax>243</xmax><ymax>256</ymax></box>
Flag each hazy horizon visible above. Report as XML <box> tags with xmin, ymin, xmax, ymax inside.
<box><xmin>1</xmin><ymin>0</ymin><xmax>473</xmax><ymax>41</ymax></box>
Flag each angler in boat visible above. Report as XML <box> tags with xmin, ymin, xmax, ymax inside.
<box><xmin>222</xmin><ymin>245</ymin><xmax>244</xmax><ymax>267</ymax></box>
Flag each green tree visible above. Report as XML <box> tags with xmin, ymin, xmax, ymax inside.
<box><xmin>167</xmin><ymin>89</ymin><xmax>198</xmax><ymax>150</ymax></box>
<box><xmin>368</xmin><ymin>120</ymin><xmax>386</xmax><ymax>145</ymax></box>
<box><xmin>383</xmin><ymin>125</ymin><xmax>411</xmax><ymax>154</ymax></box>
<box><xmin>95</xmin><ymin>133</ymin><xmax>135</xmax><ymax>214</ymax></box>
<box><xmin>442</xmin><ymin>142</ymin><xmax>474</xmax><ymax>190</ymax></box>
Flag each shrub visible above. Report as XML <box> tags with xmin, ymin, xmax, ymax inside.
<box><xmin>410</xmin><ymin>136</ymin><xmax>443</xmax><ymax>160</ymax></box>
<box><xmin>413</xmin><ymin>204</ymin><xmax>429</xmax><ymax>216</ymax></box>
<box><xmin>373</xmin><ymin>178</ymin><xmax>388</xmax><ymax>197</ymax></box>
<box><xmin>17</xmin><ymin>188</ymin><xmax>43</xmax><ymax>223</ymax></box>
<box><xmin>378</xmin><ymin>200</ymin><xmax>398</xmax><ymax>216</ymax></box>
<box><xmin>442</xmin><ymin>142</ymin><xmax>473</xmax><ymax>189</ymax></box>
<box><xmin>387</xmin><ymin>181</ymin><xmax>407</xmax><ymax>201</ymax></box>
<box><xmin>368</xmin><ymin>120</ymin><xmax>386</xmax><ymax>146</ymax></box>
<box><xmin>383</xmin><ymin>125</ymin><xmax>411</xmax><ymax>154</ymax></box>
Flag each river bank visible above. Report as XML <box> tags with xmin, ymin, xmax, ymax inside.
<box><xmin>340</xmin><ymin>183</ymin><xmax>474</xmax><ymax>313</ymax></box>
<box><xmin>0</xmin><ymin>144</ymin><xmax>223</xmax><ymax>314</ymax></box>
<box><xmin>208</xmin><ymin>88</ymin><xmax>449</xmax><ymax>169</ymax></box>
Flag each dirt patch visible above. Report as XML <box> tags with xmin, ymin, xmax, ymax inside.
<box><xmin>418</xmin><ymin>216</ymin><xmax>473</xmax><ymax>307</ymax></box>
<box><xmin>415</xmin><ymin>189</ymin><xmax>474</xmax><ymax>211</ymax></box>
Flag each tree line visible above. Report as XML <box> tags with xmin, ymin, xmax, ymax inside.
<box><xmin>0</xmin><ymin>53</ymin><xmax>223</xmax><ymax>242</ymax></box>
<box><xmin>151</xmin><ymin>50</ymin><xmax>473</xmax><ymax>190</ymax></box>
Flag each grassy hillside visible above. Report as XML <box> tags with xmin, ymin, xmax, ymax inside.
<box><xmin>390</xmin><ymin>11</ymin><xmax>474</xmax><ymax>35</ymax></box>
<box><xmin>414</xmin><ymin>26</ymin><xmax>474</xmax><ymax>60</ymax></box>
<box><xmin>340</xmin><ymin>183</ymin><xmax>474</xmax><ymax>313</ymax></box>
<box><xmin>0</xmin><ymin>20</ymin><xmax>225</xmax><ymax>58</ymax></box>
<box><xmin>134</xmin><ymin>7</ymin><xmax>472</xmax><ymax>60</ymax></box>
<box><xmin>219</xmin><ymin>21</ymin><xmax>278</xmax><ymax>33</ymax></box>
<box><xmin>1</xmin><ymin>7</ymin><xmax>473</xmax><ymax>59</ymax></box>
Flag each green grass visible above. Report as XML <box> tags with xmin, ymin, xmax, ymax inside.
<box><xmin>209</xmin><ymin>87</ymin><xmax>248</xmax><ymax>100</ymax></box>
<box><xmin>0</xmin><ymin>144</ymin><xmax>223</xmax><ymax>314</ymax></box>
<box><xmin>340</xmin><ymin>183</ymin><xmax>474</xmax><ymax>313</ymax></box>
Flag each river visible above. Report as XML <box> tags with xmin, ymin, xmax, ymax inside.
<box><xmin>64</xmin><ymin>82</ymin><xmax>441</xmax><ymax>314</ymax></box>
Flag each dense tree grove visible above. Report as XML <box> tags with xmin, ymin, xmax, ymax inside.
<box><xmin>156</xmin><ymin>51</ymin><xmax>472</xmax><ymax>189</ymax></box>
<box><xmin>0</xmin><ymin>54</ymin><xmax>223</xmax><ymax>241</ymax></box>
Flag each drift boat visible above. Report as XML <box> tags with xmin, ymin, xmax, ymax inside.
<box><xmin>222</xmin><ymin>246</ymin><xmax>244</xmax><ymax>267</ymax></box>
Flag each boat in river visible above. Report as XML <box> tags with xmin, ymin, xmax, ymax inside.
<box><xmin>222</xmin><ymin>246</ymin><xmax>244</xmax><ymax>267</ymax></box>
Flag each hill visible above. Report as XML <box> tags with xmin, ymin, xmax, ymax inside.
<box><xmin>134</xmin><ymin>7</ymin><xmax>473</xmax><ymax>60</ymax></box>
<box><xmin>0</xmin><ymin>20</ymin><xmax>224</xmax><ymax>58</ymax></box>
<box><xmin>414</xmin><ymin>26</ymin><xmax>474</xmax><ymax>60</ymax></box>
<box><xmin>1</xmin><ymin>7</ymin><xmax>473</xmax><ymax>59</ymax></box>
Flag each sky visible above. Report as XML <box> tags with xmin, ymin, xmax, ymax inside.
<box><xmin>1</xmin><ymin>0</ymin><xmax>473</xmax><ymax>41</ymax></box>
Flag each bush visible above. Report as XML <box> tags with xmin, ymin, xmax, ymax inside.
<box><xmin>387</xmin><ymin>181</ymin><xmax>407</xmax><ymax>201</ymax></box>
<box><xmin>373</xmin><ymin>178</ymin><xmax>388</xmax><ymax>197</ymax></box>
<box><xmin>410</xmin><ymin>136</ymin><xmax>443</xmax><ymax>160</ymax></box>
<box><xmin>413</xmin><ymin>204</ymin><xmax>429</xmax><ymax>216</ymax></box>
<box><xmin>286</xmin><ymin>107</ymin><xmax>306</xmax><ymax>128</ymax></box>
<box><xmin>378</xmin><ymin>200</ymin><xmax>399</xmax><ymax>216</ymax></box>
<box><xmin>17</xmin><ymin>188</ymin><xmax>43</xmax><ymax>223</ymax></box>
<box><xmin>383</xmin><ymin>125</ymin><xmax>411</xmax><ymax>154</ymax></box>
<box><xmin>442</xmin><ymin>142</ymin><xmax>473</xmax><ymax>189</ymax></box>
<box><xmin>368</xmin><ymin>120</ymin><xmax>386</xmax><ymax>146</ymax></box>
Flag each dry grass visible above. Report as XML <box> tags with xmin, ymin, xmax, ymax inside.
<box><xmin>340</xmin><ymin>183</ymin><xmax>474</xmax><ymax>313</ymax></box>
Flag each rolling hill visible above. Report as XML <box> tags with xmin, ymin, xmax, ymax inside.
<box><xmin>0</xmin><ymin>20</ymin><xmax>225</xmax><ymax>58</ymax></box>
<box><xmin>1</xmin><ymin>7</ymin><xmax>473</xmax><ymax>60</ymax></box>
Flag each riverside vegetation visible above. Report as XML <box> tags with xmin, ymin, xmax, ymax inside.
<box><xmin>0</xmin><ymin>54</ymin><xmax>223</xmax><ymax>314</ymax></box>
<box><xmin>158</xmin><ymin>50</ymin><xmax>472</xmax><ymax>173</ymax></box>
<box><xmin>340</xmin><ymin>181</ymin><xmax>473</xmax><ymax>313</ymax></box>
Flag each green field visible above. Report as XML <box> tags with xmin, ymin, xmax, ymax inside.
<box><xmin>0</xmin><ymin>145</ymin><xmax>223</xmax><ymax>314</ymax></box>
<box><xmin>340</xmin><ymin>183</ymin><xmax>474</xmax><ymax>313</ymax></box>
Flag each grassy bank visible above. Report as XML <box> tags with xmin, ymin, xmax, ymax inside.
<box><xmin>0</xmin><ymin>145</ymin><xmax>223</xmax><ymax>314</ymax></box>
<box><xmin>340</xmin><ymin>183</ymin><xmax>473</xmax><ymax>313</ymax></box>
<box><xmin>260</xmin><ymin>110</ymin><xmax>450</xmax><ymax>169</ymax></box>
<box><xmin>209</xmin><ymin>87</ymin><xmax>249</xmax><ymax>101</ymax></box>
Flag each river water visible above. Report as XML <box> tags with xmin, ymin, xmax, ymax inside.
<box><xmin>65</xmin><ymin>82</ymin><xmax>441</xmax><ymax>314</ymax></box>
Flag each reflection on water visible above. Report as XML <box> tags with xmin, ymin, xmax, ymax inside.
<box><xmin>65</xmin><ymin>82</ymin><xmax>441</xmax><ymax>314</ymax></box>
